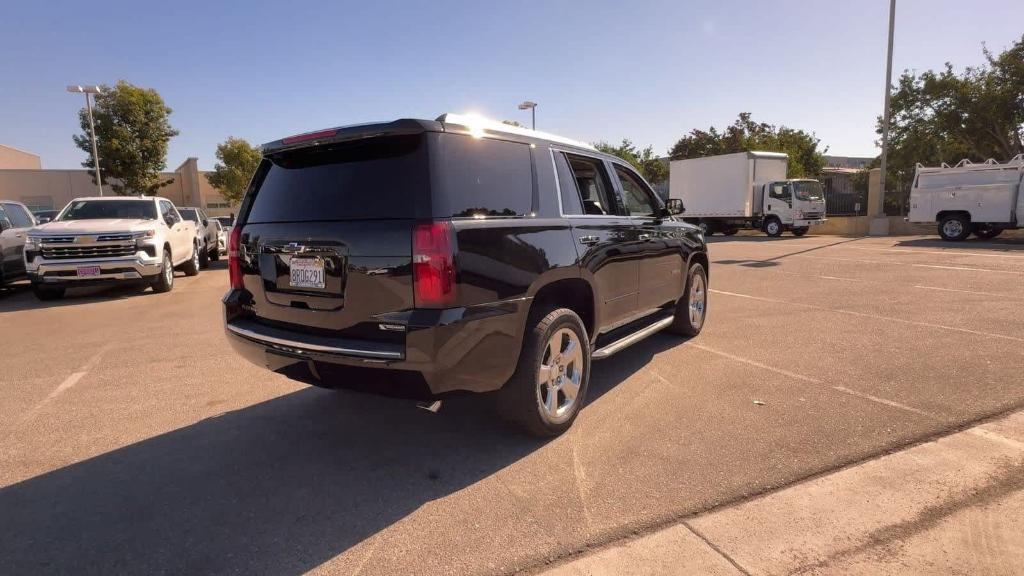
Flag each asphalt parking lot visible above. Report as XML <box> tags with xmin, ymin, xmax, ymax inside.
<box><xmin>2</xmin><ymin>234</ymin><xmax>1023</xmax><ymax>575</ymax></box>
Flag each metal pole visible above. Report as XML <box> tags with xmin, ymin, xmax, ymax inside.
<box><xmin>878</xmin><ymin>0</ymin><xmax>895</xmax><ymax>216</ymax></box>
<box><xmin>85</xmin><ymin>93</ymin><xmax>104</xmax><ymax>196</ymax></box>
<box><xmin>531</xmin><ymin>106</ymin><xmax>535</xmax><ymax>130</ymax></box>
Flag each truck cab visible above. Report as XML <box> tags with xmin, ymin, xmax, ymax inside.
<box><xmin>759</xmin><ymin>179</ymin><xmax>827</xmax><ymax>236</ymax></box>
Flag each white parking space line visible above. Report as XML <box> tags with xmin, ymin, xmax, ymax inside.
<box><xmin>710</xmin><ymin>289</ymin><xmax>1024</xmax><ymax>344</ymax></box>
<box><xmin>689</xmin><ymin>343</ymin><xmax>938</xmax><ymax>419</ymax></box>
<box><xmin>913</xmin><ymin>285</ymin><xmax>1024</xmax><ymax>300</ymax></box>
<box><xmin>796</xmin><ymin>255</ymin><xmax>1024</xmax><ymax>274</ymax></box>
<box><xmin>850</xmin><ymin>246</ymin><xmax>1024</xmax><ymax>260</ymax></box>
<box><xmin>44</xmin><ymin>371</ymin><xmax>87</xmax><ymax>403</ymax></box>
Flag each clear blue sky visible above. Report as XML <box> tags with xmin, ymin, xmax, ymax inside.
<box><xmin>1</xmin><ymin>0</ymin><xmax>1020</xmax><ymax>170</ymax></box>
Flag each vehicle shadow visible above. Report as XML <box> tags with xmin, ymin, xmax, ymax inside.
<box><xmin>0</xmin><ymin>333</ymin><xmax>678</xmax><ymax>575</ymax></box>
<box><xmin>709</xmin><ymin>236</ymin><xmax>867</xmax><ymax>268</ymax></box>
<box><xmin>896</xmin><ymin>236</ymin><xmax>1024</xmax><ymax>251</ymax></box>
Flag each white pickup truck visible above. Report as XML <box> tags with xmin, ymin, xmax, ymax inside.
<box><xmin>908</xmin><ymin>155</ymin><xmax>1024</xmax><ymax>241</ymax></box>
<box><xmin>24</xmin><ymin>196</ymin><xmax>200</xmax><ymax>300</ymax></box>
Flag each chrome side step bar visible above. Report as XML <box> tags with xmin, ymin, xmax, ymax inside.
<box><xmin>591</xmin><ymin>316</ymin><xmax>674</xmax><ymax>360</ymax></box>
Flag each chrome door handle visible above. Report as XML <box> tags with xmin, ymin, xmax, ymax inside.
<box><xmin>638</xmin><ymin>233</ymin><xmax>651</xmax><ymax>241</ymax></box>
<box><xmin>578</xmin><ymin>235</ymin><xmax>599</xmax><ymax>245</ymax></box>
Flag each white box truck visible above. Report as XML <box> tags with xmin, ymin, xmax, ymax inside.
<box><xmin>907</xmin><ymin>154</ymin><xmax>1023</xmax><ymax>241</ymax></box>
<box><xmin>669</xmin><ymin>151</ymin><xmax>827</xmax><ymax>237</ymax></box>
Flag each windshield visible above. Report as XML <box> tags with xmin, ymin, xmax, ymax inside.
<box><xmin>178</xmin><ymin>208</ymin><xmax>200</xmax><ymax>222</ymax></box>
<box><xmin>793</xmin><ymin>181</ymin><xmax>824</xmax><ymax>201</ymax></box>
<box><xmin>59</xmin><ymin>200</ymin><xmax>157</xmax><ymax>221</ymax></box>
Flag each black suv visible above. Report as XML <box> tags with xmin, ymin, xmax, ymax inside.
<box><xmin>223</xmin><ymin>114</ymin><xmax>709</xmax><ymax>436</ymax></box>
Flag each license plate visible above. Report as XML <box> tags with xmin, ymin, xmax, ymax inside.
<box><xmin>289</xmin><ymin>257</ymin><xmax>325</xmax><ymax>289</ymax></box>
<box><xmin>76</xmin><ymin>266</ymin><xmax>102</xmax><ymax>277</ymax></box>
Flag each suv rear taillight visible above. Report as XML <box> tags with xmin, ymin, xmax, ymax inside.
<box><xmin>228</xmin><ymin>225</ymin><xmax>243</xmax><ymax>289</ymax></box>
<box><xmin>413</xmin><ymin>221</ymin><xmax>457</xmax><ymax>308</ymax></box>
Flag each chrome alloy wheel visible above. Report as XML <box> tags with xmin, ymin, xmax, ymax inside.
<box><xmin>536</xmin><ymin>328</ymin><xmax>584</xmax><ymax>425</ymax></box>
<box><xmin>942</xmin><ymin>219</ymin><xmax>964</xmax><ymax>238</ymax></box>
<box><xmin>165</xmin><ymin>253</ymin><xmax>174</xmax><ymax>285</ymax></box>
<box><xmin>689</xmin><ymin>272</ymin><xmax>706</xmax><ymax>329</ymax></box>
<box><xmin>766</xmin><ymin>220</ymin><xmax>781</xmax><ymax>235</ymax></box>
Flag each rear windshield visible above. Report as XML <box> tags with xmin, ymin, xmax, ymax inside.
<box><xmin>60</xmin><ymin>200</ymin><xmax>157</xmax><ymax>221</ymax></box>
<box><xmin>245</xmin><ymin>135</ymin><xmax>427</xmax><ymax>223</ymax></box>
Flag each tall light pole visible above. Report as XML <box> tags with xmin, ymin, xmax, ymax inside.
<box><xmin>518</xmin><ymin>101</ymin><xmax>537</xmax><ymax>130</ymax></box>
<box><xmin>67</xmin><ymin>85</ymin><xmax>104</xmax><ymax>196</ymax></box>
<box><xmin>878</xmin><ymin>0</ymin><xmax>896</xmax><ymax>215</ymax></box>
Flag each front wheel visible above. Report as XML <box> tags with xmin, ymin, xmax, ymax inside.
<box><xmin>498</xmin><ymin>308</ymin><xmax>590</xmax><ymax>437</ymax></box>
<box><xmin>764</xmin><ymin>217</ymin><xmax>783</xmax><ymax>237</ymax></box>
<box><xmin>152</xmin><ymin>251</ymin><xmax>175</xmax><ymax>293</ymax></box>
<box><xmin>182</xmin><ymin>244</ymin><xmax>200</xmax><ymax>277</ymax></box>
<box><xmin>668</xmin><ymin>263</ymin><xmax>708</xmax><ymax>337</ymax></box>
<box><xmin>938</xmin><ymin>214</ymin><xmax>971</xmax><ymax>241</ymax></box>
<box><xmin>198</xmin><ymin>241</ymin><xmax>210</xmax><ymax>269</ymax></box>
<box><xmin>791</xmin><ymin>227</ymin><xmax>809</xmax><ymax>237</ymax></box>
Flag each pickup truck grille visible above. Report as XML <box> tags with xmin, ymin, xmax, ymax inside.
<box><xmin>40</xmin><ymin>243</ymin><xmax>136</xmax><ymax>259</ymax></box>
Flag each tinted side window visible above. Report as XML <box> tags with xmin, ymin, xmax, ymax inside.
<box><xmin>2</xmin><ymin>203</ymin><xmax>34</xmax><ymax>228</ymax></box>
<box><xmin>614</xmin><ymin>165</ymin><xmax>659</xmax><ymax>217</ymax></box>
<box><xmin>0</xmin><ymin>205</ymin><xmax>10</xmax><ymax>228</ymax></box>
<box><xmin>431</xmin><ymin>134</ymin><xmax>533</xmax><ymax>218</ymax></box>
<box><xmin>564</xmin><ymin>154</ymin><xmax>618</xmax><ymax>216</ymax></box>
<box><xmin>553</xmin><ymin>151</ymin><xmax>584</xmax><ymax>215</ymax></box>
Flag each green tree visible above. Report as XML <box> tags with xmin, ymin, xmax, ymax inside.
<box><xmin>668</xmin><ymin>113</ymin><xmax>826</xmax><ymax>178</ymax></box>
<box><xmin>73</xmin><ymin>80</ymin><xmax>179</xmax><ymax>195</ymax></box>
<box><xmin>593</xmin><ymin>139</ymin><xmax>668</xmax><ymax>185</ymax></box>
<box><xmin>207</xmin><ymin>137</ymin><xmax>262</xmax><ymax>205</ymax></box>
<box><xmin>880</xmin><ymin>34</ymin><xmax>1024</xmax><ymax>187</ymax></box>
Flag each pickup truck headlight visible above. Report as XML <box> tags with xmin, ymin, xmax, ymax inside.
<box><xmin>25</xmin><ymin>236</ymin><xmax>41</xmax><ymax>249</ymax></box>
<box><xmin>131</xmin><ymin>230</ymin><xmax>156</xmax><ymax>240</ymax></box>
<box><xmin>794</xmin><ymin>210</ymin><xmax>804</xmax><ymax>219</ymax></box>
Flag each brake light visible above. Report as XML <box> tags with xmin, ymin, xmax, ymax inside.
<box><xmin>282</xmin><ymin>129</ymin><xmax>338</xmax><ymax>145</ymax></box>
<box><xmin>413</xmin><ymin>221</ymin><xmax>457</xmax><ymax>308</ymax></box>
<box><xmin>228</xmin><ymin>225</ymin><xmax>243</xmax><ymax>290</ymax></box>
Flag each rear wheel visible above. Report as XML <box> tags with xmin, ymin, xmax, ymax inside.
<box><xmin>973</xmin><ymin>224</ymin><xmax>1002</xmax><ymax>239</ymax></box>
<box><xmin>938</xmin><ymin>214</ymin><xmax>971</xmax><ymax>241</ymax></box>
<box><xmin>499</xmin><ymin>308</ymin><xmax>590</xmax><ymax>437</ymax></box>
<box><xmin>791</xmin><ymin>227</ymin><xmax>809</xmax><ymax>236</ymax></box>
<box><xmin>722</xmin><ymin>228</ymin><xmax>738</xmax><ymax>236</ymax></box>
<box><xmin>209</xmin><ymin>242</ymin><xmax>220</xmax><ymax>261</ymax></box>
<box><xmin>668</xmin><ymin>263</ymin><xmax>708</xmax><ymax>337</ymax></box>
<box><xmin>764</xmin><ymin>217</ymin><xmax>783</xmax><ymax>237</ymax></box>
<box><xmin>32</xmin><ymin>284</ymin><xmax>65</xmax><ymax>301</ymax></box>
<box><xmin>152</xmin><ymin>251</ymin><xmax>175</xmax><ymax>293</ymax></box>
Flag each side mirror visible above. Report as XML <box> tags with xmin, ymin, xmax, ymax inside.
<box><xmin>37</xmin><ymin>216</ymin><xmax>52</xmax><ymax>224</ymax></box>
<box><xmin>664</xmin><ymin>198</ymin><xmax>685</xmax><ymax>215</ymax></box>
<box><xmin>202</xmin><ymin>219</ymin><xmax>209</xmax><ymax>227</ymax></box>
<box><xmin>164</xmin><ymin>215</ymin><xmax>175</xmax><ymax>227</ymax></box>
<box><xmin>0</xmin><ymin>218</ymin><xmax>10</xmax><ymax>232</ymax></box>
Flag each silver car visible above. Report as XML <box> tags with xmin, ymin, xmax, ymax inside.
<box><xmin>0</xmin><ymin>200</ymin><xmax>37</xmax><ymax>285</ymax></box>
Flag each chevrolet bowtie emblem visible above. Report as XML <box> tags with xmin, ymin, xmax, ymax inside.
<box><xmin>75</xmin><ymin>236</ymin><xmax>97</xmax><ymax>244</ymax></box>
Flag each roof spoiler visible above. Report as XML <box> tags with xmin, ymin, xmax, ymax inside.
<box><xmin>261</xmin><ymin>119</ymin><xmax>442</xmax><ymax>155</ymax></box>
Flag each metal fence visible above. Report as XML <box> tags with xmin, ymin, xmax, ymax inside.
<box><xmin>821</xmin><ymin>170</ymin><xmax>867</xmax><ymax>216</ymax></box>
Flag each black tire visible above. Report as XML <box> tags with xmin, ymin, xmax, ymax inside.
<box><xmin>668</xmin><ymin>262</ymin><xmax>708</xmax><ymax>337</ymax></box>
<box><xmin>938</xmin><ymin>214</ymin><xmax>971</xmax><ymax>241</ymax></box>
<box><xmin>791</xmin><ymin>227</ymin><xmax>809</xmax><ymax>237</ymax></box>
<box><xmin>199</xmin><ymin>241</ymin><xmax>210</xmax><ymax>269</ymax></box>
<box><xmin>973</xmin><ymin>224</ymin><xmax>1002</xmax><ymax>239</ymax></box>
<box><xmin>498</xmin><ymin>307</ymin><xmax>590</xmax><ymax>437</ymax></box>
<box><xmin>209</xmin><ymin>243</ymin><xmax>220</xmax><ymax>261</ymax></box>
<box><xmin>722</xmin><ymin>228</ymin><xmax>738</xmax><ymax>236</ymax></box>
<box><xmin>764</xmin><ymin>217</ymin><xmax>783</xmax><ymax>237</ymax></box>
<box><xmin>182</xmin><ymin>244</ymin><xmax>200</xmax><ymax>277</ymax></box>
<box><xmin>152</xmin><ymin>250</ymin><xmax>175</xmax><ymax>292</ymax></box>
<box><xmin>32</xmin><ymin>284</ymin><xmax>65</xmax><ymax>301</ymax></box>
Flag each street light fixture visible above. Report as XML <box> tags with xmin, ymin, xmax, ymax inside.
<box><xmin>67</xmin><ymin>84</ymin><xmax>104</xmax><ymax>196</ymax></box>
<box><xmin>518</xmin><ymin>101</ymin><xmax>537</xmax><ymax>130</ymax></box>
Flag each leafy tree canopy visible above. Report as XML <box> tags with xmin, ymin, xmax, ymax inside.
<box><xmin>668</xmin><ymin>112</ymin><xmax>826</xmax><ymax>178</ymax></box>
<box><xmin>73</xmin><ymin>80</ymin><xmax>179</xmax><ymax>195</ymax></box>
<box><xmin>881</xmin><ymin>34</ymin><xmax>1024</xmax><ymax>174</ymax></box>
<box><xmin>207</xmin><ymin>137</ymin><xmax>262</xmax><ymax>205</ymax></box>
<box><xmin>593</xmin><ymin>139</ymin><xmax>668</xmax><ymax>185</ymax></box>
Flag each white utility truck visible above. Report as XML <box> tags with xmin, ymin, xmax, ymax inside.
<box><xmin>669</xmin><ymin>151</ymin><xmax>827</xmax><ymax>237</ymax></box>
<box><xmin>907</xmin><ymin>154</ymin><xmax>1024</xmax><ymax>241</ymax></box>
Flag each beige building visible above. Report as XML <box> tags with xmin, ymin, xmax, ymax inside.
<box><xmin>0</xmin><ymin>147</ymin><xmax>239</xmax><ymax>217</ymax></box>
